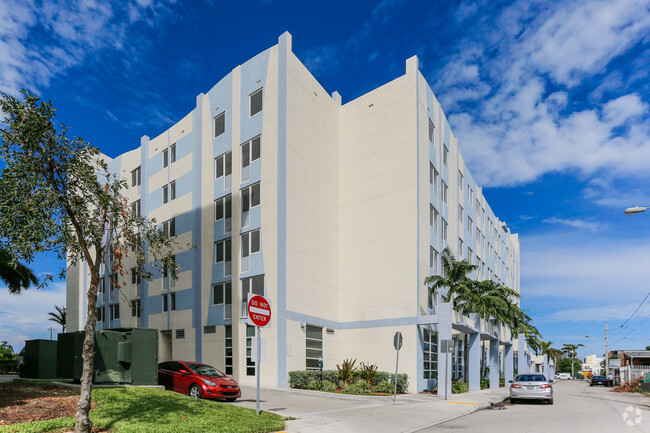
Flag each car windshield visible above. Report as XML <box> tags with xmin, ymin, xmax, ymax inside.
<box><xmin>516</xmin><ymin>375</ymin><xmax>547</xmax><ymax>382</ymax></box>
<box><xmin>593</xmin><ymin>376</ymin><xmax>606</xmax><ymax>379</ymax></box>
<box><xmin>186</xmin><ymin>363</ymin><xmax>225</xmax><ymax>377</ymax></box>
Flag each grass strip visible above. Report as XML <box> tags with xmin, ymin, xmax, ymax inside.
<box><xmin>1</xmin><ymin>387</ymin><xmax>285</xmax><ymax>433</ymax></box>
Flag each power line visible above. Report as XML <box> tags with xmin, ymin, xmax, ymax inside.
<box><xmin>620</xmin><ymin>291</ymin><xmax>650</xmax><ymax>328</ymax></box>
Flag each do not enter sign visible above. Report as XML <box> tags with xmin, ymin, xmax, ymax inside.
<box><xmin>247</xmin><ymin>295</ymin><xmax>271</xmax><ymax>327</ymax></box>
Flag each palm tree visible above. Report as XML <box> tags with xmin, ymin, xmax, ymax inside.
<box><xmin>48</xmin><ymin>305</ymin><xmax>66</xmax><ymax>333</ymax></box>
<box><xmin>425</xmin><ymin>247</ymin><xmax>478</xmax><ymax>304</ymax></box>
<box><xmin>561</xmin><ymin>343</ymin><xmax>584</xmax><ymax>378</ymax></box>
<box><xmin>0</xmin><ymin>248</ymin><xmax>38</xmax><ymax>294</ymax></box>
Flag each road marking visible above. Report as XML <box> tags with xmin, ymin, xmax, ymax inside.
<box><xmin>446</xmin><ymin>402</ymin><xmax>477</xmax><ymax>405</ymax></box>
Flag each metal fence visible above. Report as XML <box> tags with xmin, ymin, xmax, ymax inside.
<box><xmin>619</xmin><ymin>365</ymin><xmax>650</xmax><ymax>382</ymax></box>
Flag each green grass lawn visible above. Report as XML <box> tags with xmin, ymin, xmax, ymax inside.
<box><xmin>0</xmin><ymin>387</ymin><xmax>286</xmax><ymax>433</ymax></box>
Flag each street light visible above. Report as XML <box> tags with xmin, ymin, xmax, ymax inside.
<box><xmin>624</xmin><ymin>206</ymin><xmax>650</xmax><ymax>216</ymax></box>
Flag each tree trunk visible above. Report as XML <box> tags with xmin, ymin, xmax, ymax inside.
<box><xmin>75</xmin><ymin>267</ymin><xmax>99</xmax><ymax>433</ymax></box>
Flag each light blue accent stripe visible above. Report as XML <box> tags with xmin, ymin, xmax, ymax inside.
<box><xmin>277</xmin><ymin>35</ymin><xmax>289</xmax><ymax>387</ymax></box>
<box><xmin>193</xmin><ymin>97</ymin><xmax>204</xmax><ymax>362</ymax></box>
<box><xmin>286</xmin><ymin>311</ymin><xmax>438</xmax><ymax>329</ymax></box>
<box><xmin>415</xmin><ymin>63</ymin><xmax>424</xmax><ymax>390</ymax></box>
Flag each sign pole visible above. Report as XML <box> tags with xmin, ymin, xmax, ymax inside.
<box><xmin>445</xmin><ymin>351</ymin><xmax>450</xmax><ymax>401</ymax></box>
<box><xmin>256</xmin><ymin>325</ymin><xmax>261</xmax><ymax>415</ymax></box>
<box><xmin>394</xmin><ymin>346</ymin><xmax>399</xmax><ymax>402</ymax></box>
<box><xmin>393</xmin><ymin>331</ymin><xmax>403</xmax><ymax>402</ymax></box>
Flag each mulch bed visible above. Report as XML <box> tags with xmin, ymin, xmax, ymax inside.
<box><xmin>0</xmin><ymin>381</ymin><xmax>96</xmax><ymax>426</ymax></box>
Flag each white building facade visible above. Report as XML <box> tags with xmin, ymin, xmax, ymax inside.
<box><xmin>66</xmin><ymin>33</ymin><xmax>528</xmax><ymax>394</ymax></box>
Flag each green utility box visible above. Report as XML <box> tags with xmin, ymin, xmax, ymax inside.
<box><xmin>57</xmin><ymin>328</ymin><xmax>158</xmax><ymax>385</ymax></box>
<box><xmin>22</xmin><ymin>339</ymin><xmax>58</xmax><ymax>379</ymax></box>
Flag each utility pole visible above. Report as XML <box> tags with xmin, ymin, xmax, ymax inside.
<box><xmin>605</xmin><ymin>321</ymin><xmax>609</xmax><ymax>377</ymax></box>
<box><xmin>47</xmin><ymin>327</ymin><xmax>55</xmax><ymax>340</ymax></box>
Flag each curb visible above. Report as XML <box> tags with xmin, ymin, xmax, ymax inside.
<box><xmin>404</xmin><ymin>395</ymin><xmax>510</xmax><ymax>433</ymax></box>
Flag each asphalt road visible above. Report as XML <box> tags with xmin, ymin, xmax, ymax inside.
<box><xmin>428</xmin><ymin>379</ymin><xmax>650</xmax><ymax>433</ymax></box>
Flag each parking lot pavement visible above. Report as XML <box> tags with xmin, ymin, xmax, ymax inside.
<box><xmin>231</xmin><ymin>385</ymin><xmax>510</xmax><ymax>433</ymax></box>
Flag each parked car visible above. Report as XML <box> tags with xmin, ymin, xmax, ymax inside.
<box><xmin>555</xmin><ymin>372</ymin><xmax>571</xmax><ymax>380</ymax></box>
<box><xmin>590</xmin><ymin>375</ymin><xmax>609</xmax><ymax>386</ymax></box>
<box><xmin>509</xmin><ymin>373</ymin><xmax>554</xmax><ymax>404</ymax></box>
<box><xmin>158</xmin><ymin>361</ymin><xmax>241</xmax><ymax>401</ymax></box>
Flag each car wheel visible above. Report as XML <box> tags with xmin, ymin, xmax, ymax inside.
<box><xmin>510</xmin><ymin>397</ymin><xmax>517</xmax><ymax>404</ymax></box>
<box><xmin>188</xmin><ymin>384</ymin><xmax>202</xmax><ymax>398</ymax></box>
<box><xmin>548</xmin><ymin>398</ymin><xmax>553</xmax><ymax>405</ymax></box>
<box><xmin>590</xmin><ymin>383</ymin><xmax>593</xmax><ymax>386</ymax></box>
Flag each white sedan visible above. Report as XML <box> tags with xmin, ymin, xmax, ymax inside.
<box><xmin>509</xmin><ymin>373</ymin><xmax>553</xmax><ymax>405</ymax></box>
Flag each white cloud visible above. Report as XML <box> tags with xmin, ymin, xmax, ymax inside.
<box><xmin>432</xmin><ymin>0</ymin><xmax>650</xmax><ymax>188</ymax></box>
<box><xmin>0</xmin><ymin>0</ymin><xmax>173</xmax><ymax>96</ymax></box>
<box><xmin>537</xmin><ymin>305</ymin><xmax>639</xmax><ymax>323</ymax></box>
<box><xmin>541</xmin><ymin>217</ymin><xmax>602</xmax><ymax>231</ymax></box>
<box><xmin>0</xmin><ymin>281</ymin><xmax>66</xmax><ymax>351</ymax></box>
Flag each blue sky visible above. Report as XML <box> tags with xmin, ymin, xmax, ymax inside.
<box><xmin>1</xmin><ymin>0</ymin><xmax>650</xmax><ymax>361</ymax></box>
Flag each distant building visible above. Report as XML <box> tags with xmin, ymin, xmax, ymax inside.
<box><xmin>66</xmin><ymin>32</ymin><xmax>526</xmax><ymax>394</ymax></box>
<box><xmin>609</xmin><ymin>350</ymin><xmax>650</xmax><ymax>367</ymax></box>
<box><xmin>582</xmin><ymin>354</ymin><xmax>603</xmax><ymax>375</ymax></box>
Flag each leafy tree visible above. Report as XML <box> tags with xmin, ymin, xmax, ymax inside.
<box><xmin>0</xmin><ymin>248</ymin><xmax>38</xmax><ymax>294</ymax></box>
<box><xmin>48</xmin><ymin>305</ymin><xmax>66</xmax><ymax>333</ymax></box>
<box><xmin>0</xmin><ymin>341</ymin><xmax>15</xmax><ymax>359</ymax></box>
<box><xmin>561</xmin><ymin>343</ymin><xmax>584</xmax><ymax>378</ymax></box>
<box><xmin>556</xmin><ymin>357</ymin><xmax>582</xmax><ymax>375</ymax></box>
<box><xmin>0</xmin><ymin>91</ymin><xmax>187</xmax><ymax>433</ymax></box>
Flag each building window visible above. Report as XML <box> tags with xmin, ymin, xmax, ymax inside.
<box><xmin>163</xmin><ymin>294</ymin><xmax>168</xmax><ymax>312</ymax></box>
<box><xmin>430</xmin><ymin>247</ymin><xmax>439</xmax><ymax>274</ymax></box>
<box><xmin>458</xmin><ymin>171</ymin><xmax>463</xmax><ymax>193</ymax></box>
<box><xmin>176</xmin><ymin>329</ymin><xmax>185</xmax><ymax>339</ymax></box>
<box><xmin>109</xmin><ymin>303</ymin><xmax>120</xmax><ymax>320</ymax></box>
<box><xmin>453</xmin><ymin>336</ymin><xmax>466</xmax><ymax>379</ymax></box>
<box><xmin>442</xmin><ymin>219</ymin><xmax>448</xmax><ymax>242</ymax></box>
<box><xmin>215</xmin><ymin>195</ymin><xmax>232</xmax><ymax>222</ymax></box>
<box><xmin>432</xmin><ymin>208</ymin><xmax>439</xmax><ymax>233</ymax></box>
<box><xmin>204</xmin><ymin>325</ymin><xmax>216</xmax><ymax>334</ymax></box>
<box><xmin>131</xmin><ymin>167</ymin><xmax>141</xmax><ymax>187</ymax></box>
<box><xmin>458</xmin><ymin>205</ymin><xmax>463</xmax><ymax>223</ymax></box>
<box><xmin>468</xmin><ymin>247</ymin><xmax>473</xmax><ymax>264</ymax></box>
<box><xmin>241</xmin><ymin>182</ymin><xmax>261</xmax><ymax>213</ymax></box>
<box><xmin>443</xmin><ymin>145</ymin><xmax>448</xmax><ymax>166</ymax></box>
<box><xmin>163</xmin><ymin>148</ymin><xmax>169</xmax><ymax>168</ymax></box>
<box><xmin>430</xmin><ymin>165</ymin><xmax>439</xmax><ymax>191</ymax></box>
<box><xmin>428</xmin><ymin>119</ymin><xmax>435</xmax><ymax>143</ymax></box>
<box><xmin>130</xmin><ymin>267</ymin><xmax>141</xmax><ymax>286</ymax></box>
<box><xmin>423</xmin><ymin>328</ymin><xmax>438</xmax><ymax>379</ymax></box>
<box><xmin>131</xmin><ymin>299</ymin><xmax>141</xmax><ymax>317</ymax></box>
<box><xmin>225</xmin><ymin>325</ymin><xmax>233</xmax><ymax>375</ymax></box>
<box><xmin>162</xmin><ymin>218</ymin><xmax>175</xmax><ymax>237</ymax></box>
<box><xmin>246</xmin><ymin>324</ymin><xmax>256</xmax><ymax>375</ymax></box>
<box><xmin>170</xmin><ymin>180</ymin><xmax>176</xmax><ymax>201</ymax></box>
<box><xmin>212</xmin><ymin>282</ymin><xmax>232</xmax><ymax>306</ymax></box>
<box><xmin>131</xmin><ymin>200</ymin><xmax>141</xmax><ymax>217</ymax></box>
<box><xmin>170</xmin><ymin>143</ymin><xmax>176</xmax><ymax>163</ymax></box>
<box><xmin>458</xmin><ymin>238</ymin><xmax>463</xmax><ymax>257</ymax></box>
<box><xmin>170</xmin><ymin>292</ymin><xmax>176</xmax><ymax>311</ymax></box>
<box><xmin>467</xmin><ymin>217</ymin><xmax>473</xmax><ymax>233</ymax></box>
<box><xmin>97</xmin><ymin>306</ymin><xmax>105</xmax><ymax>322</ymax></box>
<box><xmin>163</xmin><ymin>185</ymin><xmax>168</xmax><ymax>204</ymax></box>
<box><xmin>241</xmin><ymin>274</ymin><xmax>264</xmax><ymax>316</ymax></box>
<box><xmin>215</xmin><ymin>151</ymin><xmax>232</xmax><ymax>179</ymax></box>
<box><xmin>215</xmin><ymin>239</ymin><xmax>232</xmax><ymax>264</ymax></box>
<box><xmin>250</xmin><ymin>88</ymin><xmax>263</xmax><ymax>117</ymax></box>
<box><xmin>242</xmin><ymin>136</ymin><xmax>261</xmax><ymax>169</ymax></box>
<box><xmin>98</xmin><ymin>276</ymin><xmax>105</xmax><ymax>294</ymax></box>
<box><xmin>241</xmin><ymin>229</ymin><xmax>261</xmax><ymax>258</ymax></box>
<box><xmin>214</xmin><ymin>112</ymin><xmax>226</xmax><ymax>138</ymax></box>
<box><xmin>442</xmin><ymin>181</ymin><xmax>448</xmax><ymax>204</ymax></box>
<box><xmin>306</xmin><ymin>325</ymin><xmax>323</xmax><ymax>370</ymax></box>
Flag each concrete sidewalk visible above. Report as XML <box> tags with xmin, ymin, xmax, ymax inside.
<box><xmin>232</xmin><ymin>385</ymin><xmax>509</xmax><ymax>433</ymax></box>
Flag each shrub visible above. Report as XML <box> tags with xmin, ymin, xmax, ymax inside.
<box><xmin>499</xmin><ymin>377</ymin><xmax>505</xmax><ymax>386</ymax></box>
<box><xmin>358</xmin><ymin>362</ymin><xmax>379</xmax><ymax>386</ymax></box>
<box><xmin>371</xmin><ymin>371</ymin><xmax>408</xmax><ymax>393</ymax></box>
<box><xmin>336</xmin><ymin>358</ymin><xmax>358</xmax><ymax>386</ymax></box>
<box><xmin>307</xmin><ymin>380</ymin><xmax>321</xmax><ymax>390</ymax></box>
<box><xmin>452</xmin><ymin>381</ymin><xmax>469</xmax><ymax>394</ymax></box>
<box><xmin>372</xmin><ymin>380</ymin><xmax>394</xmax><ymax>393</ymax></box>
<box><xmin>344</xmin><ymin>379</ymin><xmax>371</xmax><ymax>394</ymax></box>
<box><xmin>480</xmin><ymin>378</ymin><xmax>489</xmax><ymax>389</ymax></box>
<box><xmin>288</xmin><ymin>370</ymin><xmax>318</xmax><ymax>389</ymax></box>
<box><xmin>322</xmin><ymin>369</ymin><xmax>339</xmax><ymax>385</ymax></box>
<box><xmin>320</xmin><ymin>380</ymin><xmax>337</xmax><ymax>392</ymax></box>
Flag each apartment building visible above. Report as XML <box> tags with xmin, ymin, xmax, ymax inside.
<box><xmin>66</xmin><ymin>32</ymin><xmax>528</xmax><ymax>394</ymax></box>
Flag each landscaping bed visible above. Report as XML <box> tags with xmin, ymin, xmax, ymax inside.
<box><xmin>0</xmin><ymin>381</ymin><xmax>285</xmax><ymax>433</ymax></box>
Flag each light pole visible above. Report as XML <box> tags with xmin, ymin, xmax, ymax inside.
<box><xmin>624</xmin><ymin>206</ymin><xmax>650</xmax><ymax>216</ymax></box>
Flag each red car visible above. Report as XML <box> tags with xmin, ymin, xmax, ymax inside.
<box><xmin>158</xmin><ymin>361</ymin><xmax>241</xmax><ymax>401</ymax></box>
